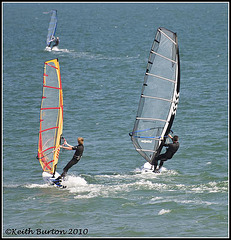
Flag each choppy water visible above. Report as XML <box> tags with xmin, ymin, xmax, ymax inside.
<box><xmin>3</xmin><ymin>2</ymin><xmax>228</xmax><ymax>238</ymax></box>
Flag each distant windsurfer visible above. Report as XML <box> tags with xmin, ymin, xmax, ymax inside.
<box><xmin>51</xmin><ymin>37</ymin><xmax>59</xmax><ymax>49</ymax></box>
<box><xmin>152</xmin><ymin>134</ymin><xmax>179</xmax><ymax>173</ymax></box>
<box><xmin>48</xmin><ymin>36</ymin><xmax>59</xmax><ymax>49</ymax></box>
<box><xmin>56</xmin><ymin>137</ymin><xmax>84</xmax><ymax>180</ymax></box>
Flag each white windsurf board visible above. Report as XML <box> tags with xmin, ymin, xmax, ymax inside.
<box><xmin>141</xmin><ymin>162</ymin><xmax>162</xmax><ymax>173</ymax></box>
<box><xmin>42</xmin><ymin>171</ymin><xmax>66</xmax><ymax>188</ymax></box>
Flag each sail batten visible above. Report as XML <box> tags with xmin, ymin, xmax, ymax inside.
<box><xmin>145</xmin><ymin>72</ymin><xmax>176</xmax><ymax>83</ymax></box>
<box><xmin>141</xmin><ymin>95</ymin><xmax>173</xmax><ymax>103</ymax></box>
<box><xmin>130</xmin><ymin>27</ymin><xmax>180</xmax><ymax>164</ymax></box>
<box><xmin>136</xmin><ymin>149</ymin><xmax>157</xmax><ymax>153</ymax></box>
<box><xmin>39</xmin><ymin>126</ymin><xmax>59</xmax><ymax>133</ymax></box>
<box><xmin>150</xmin><ymin>50</ymin><xmax>177</xmax><ymax>63</ymax></box>
<box><xmin>37</xmin><ymin>58</ymin><xmax>63</xmax><ymax>174</ymax></box>
<box><xmin>43</xmin><ymin>85</ymin><xmax>61</xmax><ymax>90</ymax></box>
<box><xmin>136</xmin><ymin>117</ymin><xmax>168</xmax><ymax>122</ymax></box>
<box><xmin>158</xmin><ymin>29</ymin><xmax>177</xmax><ymax>44</ymax></box>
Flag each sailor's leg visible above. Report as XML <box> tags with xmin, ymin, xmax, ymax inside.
<box><xmin>158</xmin><ymin>160</ymin><xmax>164</xmax><ymax>171</ymax></box>
<box><xmin>56</xmin><ymin>158</ymin><xmax>76</xmax><ymax>180</ymax></box>
<box><xmin>63</xmin><ymin>158</ymin><xmax>77</xmax><ymax>171</ymax></box>
<box><xmin>158</xmin><ymin>155</ymin><xmax>169</xmax><ymax>171</ymax></box>
<box><xmin>60</xmin><ymin>170</ymin><xmax>67</xmax><ymax>178</ymax></box>
<box><xmin>152</xmin><ymin>158</ymin><xmax>159</xmax><ymax>172</ymax></box>
<box><xmin>153</xmin><ymin>154</ymin><xmax>166</xmax><ymax>172</ymax></box>
<box><xmin>62</xmin><ymin>158</ymin><xmax>80</xmax><ymax>177</ymax></box>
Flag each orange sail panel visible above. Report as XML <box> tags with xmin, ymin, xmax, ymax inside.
<box><xmin>38</xmin><ymin>59</ymin><xmax>63</xmax><ymax>174</ymax></box>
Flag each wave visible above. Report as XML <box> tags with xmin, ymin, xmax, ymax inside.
<box><xmin>43</xmin><ymin>46</ymin><xmax>140</xmax><ymax>62</ymax></box>
<box><xmin>17</xmin><ymin>170</ymin><xmax>228</xmax><ymax>201</ymax></box>
<box><xmin>158</xmin><ymin>209</ymin><xmax>171</xmax><ymax>215</ymax></box>
<box><xmin>44</xmin><ymin>46</ymin><xmax>72</xmax><ymax>53</ymax></box>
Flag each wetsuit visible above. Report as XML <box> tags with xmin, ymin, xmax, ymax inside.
<box><xmin>48</xmin><ymin>37</ymin><xmax>56</xmax><ymax>48</ymax></box>
<box><xmin>60</xmin><ymin>144</ymin><xmax>84</xmax><ymax>178</ymax></box>
<box><xmin>152</xmin><ymin>141</ymin><xmax>179</xmax><ymax>171</ymax></box>
<box><xmin>52</xmin><ymin>38</ymin><xmax>59</xmax><ymax>48</ymax></box>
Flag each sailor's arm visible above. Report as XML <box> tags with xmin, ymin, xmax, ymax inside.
<box><xmin>64</xmin><ymin>140</ymin><xmax>73</xmax><ymax>147</ymax></box>
<box><xmin>66</xmin><ymin>143</ymin><xmax>73</xmax><ymax>147</ymax></box>
<box><xmin>60</xmin><ymin>140</ymin><xmax>74</xmax><ymax>150</ymax></box>
<box><xmin>60</xmin><ymin>145</ymin><xmax>73</xmax><ymax>150</ymax></box>
<box><xmin>162</xmin><ymin>134</ymin><xmax>172</xmax><ymax>147</ymax></box>
<box><xmin>168</xmin><ymin>134</ymin><xmax>173</xmax><ymax>139</ymax></box>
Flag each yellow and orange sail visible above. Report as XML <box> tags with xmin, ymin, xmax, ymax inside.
<box><xmin>37</xmin><ymin>58</ymin><xmax>63</xmax><ymax>174</ymax></box>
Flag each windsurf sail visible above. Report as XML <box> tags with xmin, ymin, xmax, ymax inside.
<box><xmin>130</xmin><ymin>27</ymin><xmax>180</xmax><ymax>164</ymax></box>
<box><xmin>46</xmin><ymin>10</ymin><xmax>58</xmax><ymax>47</ymax></box>
<box><xmin>37</xmin><ymin>58</ymin><xmax>63</xmax><ymax>175</ymax></box>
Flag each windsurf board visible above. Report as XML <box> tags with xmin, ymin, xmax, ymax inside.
<box><xmin>42</xmin><ymin>171</ymin><xmax>66</xmax><ymax>188</ymax></box>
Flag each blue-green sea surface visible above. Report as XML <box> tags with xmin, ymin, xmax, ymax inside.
<box><xmin>3</xmin><ymin>2</ymin><xmax>228</xmax><ymax>238</ymax></box>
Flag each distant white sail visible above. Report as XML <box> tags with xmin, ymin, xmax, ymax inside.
<box><xmin>130</xmin><ymin>27</ymin><xmax>180</xmax><ymax>164</ymax></box>
<box><xmin>46</xmin><ymin>10</ymin><xmax>58</xmax><ymax>47</ymax></box>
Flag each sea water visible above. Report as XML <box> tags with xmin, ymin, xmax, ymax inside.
<box><xmin>3</xmin><ymin>2</ymin><xmax>228</xmax><ymax>238</ymax></box>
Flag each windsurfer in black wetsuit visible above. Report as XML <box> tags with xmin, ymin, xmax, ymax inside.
<box><xmin>56</xmin><ymin>137</ymin><xmax>84</xmax><ymax>180</ymax></box>
<box><xmin>51</xmin><ymin>37</ymin><xmax>59</xmax><ymax>49</ymax></box>
<box><xmin>152</xmin><ymin>134</ymin><xmax>179</xmax><ymax>173</ymax></box>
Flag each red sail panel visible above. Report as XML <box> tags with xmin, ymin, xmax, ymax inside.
<box><xmin>38</xmin><ymin>58</ymin><xmax>63</xmax><ymax>174</ymax></box>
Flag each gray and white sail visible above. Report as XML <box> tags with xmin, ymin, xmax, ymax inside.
<box><xmin>130</xmin><ymin>27</ymin><xmax>180</xmax><ymax>164</ymax></box>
